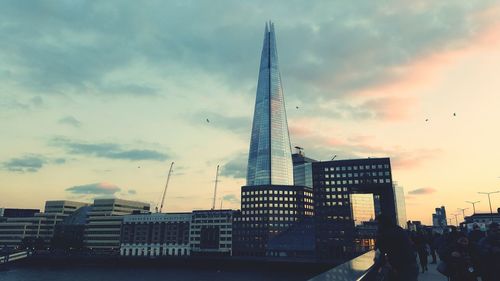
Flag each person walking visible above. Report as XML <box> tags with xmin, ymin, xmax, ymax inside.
<box><xmin>375</xmin><ymin>214</ymin><xmax>419</xmax><ymax>281</ymax></box>
<box><xmin>478</xmin><ymin>222</ymin><xmax>500</xmax><ymax>281</ymax></box>
<box><xmin>413</xmin><ymin>231</ymin><xmax>429</xmax><ymax>273</ymax></box>
<box><xmin>442</xmin><ymin>234</ymin><xmax>477</xmax><ymax>281</ymax></box>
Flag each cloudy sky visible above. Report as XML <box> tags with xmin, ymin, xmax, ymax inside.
<box><xmin>1</xmin><ymin>1</ymin><xmax>500</xmax><ymax>224</ymax></box>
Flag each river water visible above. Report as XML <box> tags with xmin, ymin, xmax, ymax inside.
<box><xmin>0</xmin><ymin>264</ymin><xmax>321</xmax><ymax>281</ymax></box>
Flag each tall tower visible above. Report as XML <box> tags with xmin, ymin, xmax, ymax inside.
<box><xmin>246</xmin><ymin>22</ymin><xmax>293</xmax><ymax>186</ymax></box>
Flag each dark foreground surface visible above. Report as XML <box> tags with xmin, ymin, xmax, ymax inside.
<box><xmin>0</xmin><ymin>256</ymin><xmax>330</xmax><ymax>281</ymax></box>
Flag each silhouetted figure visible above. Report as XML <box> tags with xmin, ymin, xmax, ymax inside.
<box><xmin>478</xmin><ymin>222</ymin><xmax>500</xmax><ymax>281</ymax></box>
<box><xmin>375</xmin><ymin>214</ymin><xmax>418</xmax><ymax>281</ymax></box>
<box><xmin>442</xmin><ymin>234</ymin><xmax>477</xmax><ymax>281</ymax></box>
<box><xmin>468</xmin><ymin>224</ymin><xmax>485</xmax><ymax>277</ymax></box>
<box><xmin>413</xmin><ymin>231</ymin><xmax>429</xmax><ymax>273</ymax></box>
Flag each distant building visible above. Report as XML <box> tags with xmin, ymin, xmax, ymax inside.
<box><xmin>312</xmin><ymin>157</ymin><xmax>396</xmax><ymax>260</ymax></box>
<box><xmin>432</xmin><ymin>206</ymin><xmax>447</xmax><ymax>232</ymax></box>
<box><xmin>292</xmin><ymin>152</ymin><xmax>317</xmax><ymax>188</ymax></box>
<box><xmin>83</xmin><ymin>198</ymin><xmax>149</xmax><ymax>253</ymax></box>
<box><xmin>233</xmin><ymin>186</ymin><xmax>315</xmax><ymax>257</ymax></box>
<box><xmin>0</xmin><ymin>200</ymin><xmax>87</xmax><ymax>249</ymax></box>
<box><xmin>462</xmin><ymin>211</ymin><xmax>500</xmax><ymax>231</ymax></box>
<box><xmin>0</xmin><ymin>208</ymin><xmax>40</xmax><ymax>221</ymax></box>
<box><xmin>190</xmin><ymin>210</ymin><xmax>234</xmax><ymax>256</ymax></box>
<box><xmin>120</xmin><ymin>212</ymin><xmax>191</xmax><ymax>257</ymax></box>
<box><xmin>393</xmin><ymin>184</ymin><xmax>407</xmax><ymax>228</ymax></box>
<box><xmin>52</xmin><ymin>206</ymin><xmax>92</xmax><ymax>250</ymax></box>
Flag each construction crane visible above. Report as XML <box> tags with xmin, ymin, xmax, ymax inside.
<box><xmin>157</xmin><ymin>161</ymin><xmax>174</xmax><ymax>213</ymax></box>
<box><xmin>211</xmin><ymin>165</ymin><xmax>220</xmax><ymax>210</ymax></box>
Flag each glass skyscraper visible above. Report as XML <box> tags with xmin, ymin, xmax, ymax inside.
<box><xmin>246</xmin><ymin>22</ymin><xmax>293</xmax><ymax>186</ymax></box>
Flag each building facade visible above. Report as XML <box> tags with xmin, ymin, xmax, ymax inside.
<box><xmin>84</xmin><ymin>198</ymin><xmax>149</xmax><ymax>253</ymax></box>
<box><xmin>233</xmin><ymin>185</ymin><xmax>314</xmax><ymax>257</ymax></box>
<box><xmin>246</xmin><ymin>21</ymin><xmax>294</xmax><ymax>186</ymax></box>
<box><xmin>190</xmin><ymin>210</ymin><xmax>234</xmax><ymax>256</ymax></box>
<box><xmin>432</xmin><ymin>206</ymin><xmax>447</xmax><ymax>232</ymax></box>
<box><xmin>292</xmin><ymin>152</ymin><xmax>317</xmax><ymax>188</ymax></box>
<box><xmin>312</xmin><ymin>157</ymin><xmax>397</xmax><ymax>260</ymax></box>
<box><xmin>120</xmin><ymin>212</ymin><xmax>191</xmax><ymax>257</ymax></box>
<box><xmin>0</xmin><ymin>200</ymin><xmax>87</xmax><ymax>249</ymax></box>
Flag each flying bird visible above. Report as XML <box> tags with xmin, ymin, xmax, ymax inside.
<box><xmin>425</xmin><ymin>119</ymin><xmax>429</xmax><ymax>122</ymax></box>
<box><xmin>206</xmin><ymin>118</ymin><xmax>210</xmax><ymax>123</ymax></box>
<box><xmin>296</xmin><ymin>106</ymin><xmax>299</xmax><ymax>109</ymax></box>
<box><xmin>138</xmin><ymin>166</ymin><xmax>141</xmax><ymax>168</ymax></box>
<box><xmin>453</xmin><ymin>113</ymin><xmax>456</xmax><ymax>117</ymax></box>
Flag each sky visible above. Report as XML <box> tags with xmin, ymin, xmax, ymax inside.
<box><xmin>1</xmin><ymin>1</ymin><xmax>500</xmax><ymax>224</ymax></box>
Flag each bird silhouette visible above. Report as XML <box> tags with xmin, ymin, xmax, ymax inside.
<box><xmin>453</xmin><ymin>113</ymin><xmax>456</xmax><ymax>117</ymax></box>
<box><xmin>206</xmin><ymin>118</ymin><xmax>210</xmax><ymax>123</ymax></box>
<box><xmin>296</xmin><ymin>106</ymin><xmax>299</xmax><ymax>109</ymax></box>
<box><xmin>425</xmin><ymin>119</ymin><xmax>429</xmax><ymax>122</ymax></box>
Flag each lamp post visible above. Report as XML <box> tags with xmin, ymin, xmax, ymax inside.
<box><xmin>453</xmin><ymin>213</ymin><xmax>459</xmax><ymax>226</ymax></box>
<box><xmin>458</xmin><ymin>208</ymin><xmax>469</xmax><ymax>219</ymax></box>
<box><xmin>465</xmin><ymin>201</ymin><xmax>480</xmax><ymax>214</ymax></box>
<box><xmin>478</xmin><ymin>191</ymin><xmax>500</xmax><ymax>215</ymax></box>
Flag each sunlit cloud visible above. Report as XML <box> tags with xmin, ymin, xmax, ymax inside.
<box><xmin>408</xmin><ymin>187</ymin><xmax>437</xmax><ymax>195</ymax></box>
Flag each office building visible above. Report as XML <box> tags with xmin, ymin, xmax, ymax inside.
<box><xmin>393</xmin><ymin>184</ymin><xmax>407</xmax><ymax>228</ymax></box>
<box><xmin>120</xmin><ymin>212</ymin><xmax>191</xmax><ymax>257</ymax></box>
<box><xmin>52</xmin><ymin>206</ymin><xmax>92</xmax><ymax>250</ymax></box>
<box><xmin>292</xmin><ymin>152</ymin><xmax>317</xmax><ymax>188</ymax></box>
<box><xmin>84</xmin><ymin>198</ymin><xmax>149</xmax><ymax>253</ymax></box>
<box><xmin>190</xmin><ymin>210</ymin><xmax>234</xmax><ymax>256</ymax></box>
<box><xmin>432</xmin><ymin>206</ymin><xmax>447</xmax><ymax>232</ymax></box>
<box><xmin>0</xmin><ymin>208</ymin><xmax>40</xmax><ymax>221</ymax></box>
<box><xmin>246</xmin><ymin>21</ymin><xmax>294</xmax><ymax>187</ymax></box>
<box><xmin>312</xmin><ymin>157</ymin><xmax>397</xmax><ymax>259</ymax></box>
<box><xmin>234</xmin><ymin>22</ymin><xmax>315</xmax><ymax>258</ymax></box>
<box><xmin>0</xmin><ymin>200</ymin><xmax>87</xmax><ymax>249</ymax></box>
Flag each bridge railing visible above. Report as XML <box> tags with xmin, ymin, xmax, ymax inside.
<box><xmin>307</xmin><ymin>250</ymin><xmax>377</xmax><ymax>281</ymax></box>
<box><xmin>0</xmin><ymin>250</ymin><xmax>29</xmax><ymax>264</ymax></box>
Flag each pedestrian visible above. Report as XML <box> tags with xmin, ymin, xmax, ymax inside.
<box><xmin>413</xmin><ymin>231</ymin><xmax>429</xmax><ymax>273</ymax></box>
<box><xmin>478</xmin><ymin>222</ymin><xmax>500</xmax><ymax>281</ymax></box>
<box><xmin>375</xmin><ymin>214</ymin><xmax>419</xmax><ymax>281</ymax></box>
<box><xmin>442</xmin><ymin>233</ymin><xmax>477</xmax><ymax>281</ymax></box>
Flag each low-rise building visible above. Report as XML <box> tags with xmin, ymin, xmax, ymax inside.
<box><xmin>190</xmin><ymin>210</ymin><xmax>234</xmax><ymax>256</ymax></box>
<box><xmin>0</xmin><ymin>200</ymin><xmax>87</xmax><ymax>249</ymax></box>
<box><xmin>120</xmin><ymin>212</ymin><xmax>191</xmax><ymax>257</ymax></box>
<box><xmin>83</xmin><ymin>198</ymin><xmax>150</xmax><ymax>253</ymax></box>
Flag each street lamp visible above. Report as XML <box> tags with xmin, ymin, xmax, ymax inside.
<box><xmin>453</xmin><ymin>213</ymin><xmax>460</xmax><ymax>226</ymax></box>
<box><xmin>458</xmin><ymin>208</ymin><xmax>469</xmax><ymax>219</ymax></box>
<box><xmin>465</xmin><ymin>201</ymin><xmax>480</xmax><ymax>214</ymax></box>
<box><xmin>478</xmin><ymin>191</ymin><xmax>500</xmax><ymax>215</ymax></box>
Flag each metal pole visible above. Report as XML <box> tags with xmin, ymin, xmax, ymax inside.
<box><xmin>458</xmin><ymin>208</ymin><xmax>469</xmax><ymax>219</ymax></box>
<box><xmin>454</xmin><ymin>214</ymin><xmax>459</xmax><ymax>226</ymax></box>
<box><xmin>466</xmin><ymin>201</ymin><xmax>480</xmax><ymax>214</ymax></box>
<box><xmin>478</xmin><ymin>191</ymin><xmax>500</xmax><ymax>215</ymax></box>
<box><xmin>211</xmin><ymin>165</ymin><xmax>220</xmax><ymax>210</ymax></box>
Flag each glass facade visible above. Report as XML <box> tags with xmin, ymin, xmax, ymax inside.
<box><xmin>247</xmin><ymin>22</ymin><xmax>293</xmax><ymax>186</ymax></box>
<box><xmin>351</xmin><ymin>194</ymin><xmax>375</xmax><ymax>226</ymax></box>
<box><xmin>393</xmin><ymin>184</ymin><xmax>407</xmax><ymax>228</ymax></box>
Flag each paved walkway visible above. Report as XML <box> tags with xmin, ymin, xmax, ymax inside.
<box><xmin>419</xmin><ymin>262</ymin><xmax>447</xmax><ymax>281</ymax></box>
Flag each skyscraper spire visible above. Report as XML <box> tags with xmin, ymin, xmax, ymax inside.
<box><xmin>246</xmin><ymin>22</ymin><xmax>293</xmax><ymax>186</ymax></box>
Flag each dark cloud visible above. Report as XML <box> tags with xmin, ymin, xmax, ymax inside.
<box><xmin>222</xmin><ymin>194</ymin><xmax>240</xmax><ymax>204</ymax></box>
<box><xmin>0</xmin><ymin>1</ymin><xmax>497</xmax><ymax>105</ymax></box>
<box><xmin>66</xmin><ymin>182</ymin><xmax>121</xmax><ymax>195</ymax></box>
<box><xmin>2</xmin><ymin>154</ymin><xmax>67</xmax><ymax>172</ymax></box>
<box><xmin>221</xmin><ymin>153</ymin><xmax>247</xmax><ymax>179</ymax></box>
<box><xmin>52</xmin><ymin>137</ymin><xmax>168</xmax><ymax>161</ymax></box>
<box><xmin>408</xmin><ymin>187</ymin><xmax>437</xmax><ymax>195</ymax></box>
<box><xmin>58</xmin><ymin>116</ymin><xmax>82</xmax><ymax>128</ymax></box>
<box><xmin>128</xmin><ymin>189</ymin><xmax>137</xmax><ymax>195</ymax></box>
<box><xmin>3</xmin><ymin>155</ymin><xmax>45</xmax><ymax>172</ymax></box>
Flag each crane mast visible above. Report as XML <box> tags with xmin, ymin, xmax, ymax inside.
<box><xmin>211</xmin><ymin>165</ymin><xmax>220</xmax><ymax>210</ymax></box>
<box><xmin>158</xmin><ymin>161</ymin><xmax>174</xmax><ymax>213</ymax></box>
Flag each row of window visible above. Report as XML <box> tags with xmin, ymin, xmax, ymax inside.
<box><xmin>323</xmin><ymin>164</ymin><xmax>389</xmax><ymax>172</ymax></box>
<box><xmin>242</xmin><ymin>209</ymin><xmax>298</xmax><ymax>215</ymax></box>
<box><xmin>242</xmin><ymin>196</ymin><xmax>297</xmax><ymax>203</ymax></box>
<box><xmin>243</xmin><ymin>190</ymin><xmax>313</xmax><ymax>197</ymax></box>
<box><xmin>322</xmin><ymin>178</ymin><xmax>391</xmax><ymax>185</ymax></box>
<box><xmin>324</xmin><ymin>171</ymin><xmax>390</xmax><ymax>178</ymax></box>
<box><xmin>242</xmin><ymin>203</ymin><xmax>299</xmax><ymax>209</ymax></box>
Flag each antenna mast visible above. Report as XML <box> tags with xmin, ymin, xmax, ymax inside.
<box><xmin>158</xmin><ymin>161</ymin><xmax>174</xmax><ymax>213</ymax></box>
<box><xmin>211</xmin><ymin>165</ymin><xmax>220</xmax><ymax>210</ymax></box>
